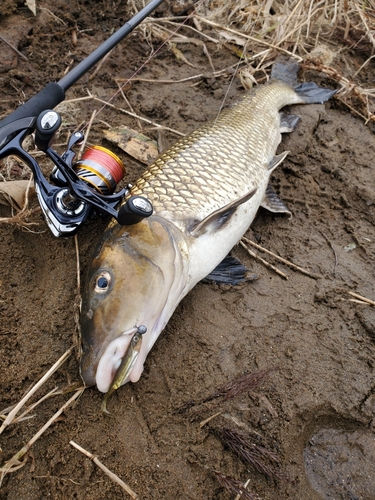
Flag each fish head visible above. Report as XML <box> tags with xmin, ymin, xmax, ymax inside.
<box><xmin>80</xmin><ymin>216</ymin><xmax>187</xmax><ymax>392</ymax></box>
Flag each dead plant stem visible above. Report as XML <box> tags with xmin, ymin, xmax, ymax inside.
<box><xmin>70</xmin><ymin>441</ymin><xmax>139</xmax><ymax>499</ymax></box>
<box><xmin>0</xmin><ymin>389</ymin><xmax>84</xmax><ymax>483</ymax></box>
<box><xmin>0</xmin><ymin>348</ymin><xmax>72</xmax><ymax>435</ymax></box>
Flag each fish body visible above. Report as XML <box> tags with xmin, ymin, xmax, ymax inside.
<box><xmin>80</xmin><ymin>78</ymin><xmax>335</xmax><ymax>393</ymax></box>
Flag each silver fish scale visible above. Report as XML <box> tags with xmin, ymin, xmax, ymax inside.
<box><xmin>129</xmin><ymin>80</ymin><xmax>302</xmax><ymax>225</ymax></box>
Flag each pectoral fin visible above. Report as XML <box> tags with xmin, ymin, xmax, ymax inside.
<box><xmin>202</xmin><ymin>255</ymin><xmax>257</xmax><ymax>285</ymax></box>
<box><xmin>261</xmin><ymin>184</ymin><xmax>291</xmax><ymax>216</ymax></box>
<box><xmin>189</xmin><ymin>187</ymin><xmax>257</xmax><ymax>237</ymax></box>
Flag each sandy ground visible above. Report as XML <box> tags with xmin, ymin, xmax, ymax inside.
<box><xmin>1</xmin><ymin>2</ymin><xmax>375</xmax><ymax>499</ymax></box>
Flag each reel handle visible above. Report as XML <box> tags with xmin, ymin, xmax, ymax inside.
<box><xmin>118</xmin><ymin>196</ymin><xmax>153</xmax><ymax>225</ymax></box>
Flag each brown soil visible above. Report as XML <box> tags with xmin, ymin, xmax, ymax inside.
<box><xmin>1</xmin><ymin>2</ymin><xmax>375</xmax><ymax>500</ymax></box>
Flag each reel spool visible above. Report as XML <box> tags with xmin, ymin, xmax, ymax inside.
<box><xmin>74</xmin><ymin>146</ymin><xmax>125</xmax><ymax>195</ymax></box>
<box><xmin>46</xmin><ymin>132</ymin><xmax>153</xmax><ymax>235</ymax></box>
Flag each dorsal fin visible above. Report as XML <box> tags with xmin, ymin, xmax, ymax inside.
<box><xmin>189</xmin><ymin>187</ymin><xmax>257</xmax><ymax>237</ymax></box>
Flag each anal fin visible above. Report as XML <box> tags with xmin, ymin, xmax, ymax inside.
<box><xmin>268</xmin><ymin>151</ymin><xmax>289</xmax><ymax>172</ymax></box>
<box><xmin>261</xmin><ymin>183</ymin><xmax>291</xmax><ymax>216</ymax></box>
<box><xmin>202</xmin><ymin>255</ymin><xmax>257</xmax><ymax>286</ymax></box>
<box><xmin>280</xmin><ymin>113</ymin><xmax>300</xmax><ymax>133</ymax></box>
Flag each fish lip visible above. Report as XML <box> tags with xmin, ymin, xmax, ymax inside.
<box><xmin>94</xmin><ymin>327</ymin><xmax>144</xmax><ymax>393</ymax></box>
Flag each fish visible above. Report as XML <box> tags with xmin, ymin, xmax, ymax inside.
<box><xmin>80</xmin><ymin>63</ymin><xmax>335</xmax><ymax>401</ymax></box>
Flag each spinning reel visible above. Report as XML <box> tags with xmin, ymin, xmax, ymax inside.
<box><xmin>0</xmin><ymin>0</ymin><xmax>164</xmax><ymax>237</ymax></box>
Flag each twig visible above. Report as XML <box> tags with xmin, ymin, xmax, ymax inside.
<box><xmin>213</xmin><ymin>471</ymin><xmax>258</xmax><ymax>500</ymax></box>
<box><xmin>11</xmin><ymin>387</ymin><xmax>60</xmax><ymax>425</ymax></box>
<box><xmin>320</xmin><ymin>232</ymin><xmax>338</xmax><ymax>276</ymax></box>
<box><xmin>92</xmin><ymin>96</ymin><xmax>185</xmax><ymax>136</ymax></box>
<box><xmin>0</xmin><ymin>389</ymin><xmax>84</xmax><ymax>483</ymax></box>
<box><xmin>39</xmin><ymin>7</ymin><xmax>66</xmax><ymax>25</ymax></box>
<box><xmin>0</xmin><ymin>36</ymin><xmax>28</xmax><ymax>61</ymax></box>
<box><xmin>116</xmin><ymin>80</ymin><xmax>143</xmax><ymax>131</ymax></box>
<box><xmin>177</xmin><ymin>369</ymin><xmax>275</xmax><ymax>417</ymax></box>
<box><xmin>0</xmin><ymin>348</ymin><xmax>72</xmax><ymax>435</ymax></box>
<box><xmin>63</xmin><ymin>96</ymin><xmax>94</xmax><ymax>104</ymax></box>
<box><xmin>125</xmin><ymin>74</ymin><xmax>205</xmax><ymax>84</ymax></box>
<box><xmin>145</xmin><ymin>17</ymin><xmax>220</xmax><ymax>43</ymax></box>
<box><xmin>353</xmin><ymin>55</ymin><xmax>375</xmax><ymax>78</ymax></box>
<box><xmin>74</xmin><ymin>233</ymin><xmax>81</xmax><ymax>294</ymax></box>
<box><xmin>342</xmin><ymin>298</ymin><xmax>370</xmax><ymax>306</ymax></box>
<box><xmin>242</xmin><ymin>237</ymin><xmax>322</xmax><ymax>280</ymax></box>
<box><xmin>89</xmin><ymin>49</ymin><xmax>113</xmax><ymax>81</ymax></box>
<box><xmin>344</xmin><ymin>290</ymin><xmax>375</xmax><ymax>307</ymax></box>
<box><xmin>74</xmin><ymin>234</ymin><xmax>83</xmax><ymax>359</ymax></box>
<box><xmin>239</xmin><ymin>240</ymin><xmax>288</xmax><ymax>280</ymax></box>
<box><xmin>70</xmin><ymin>441</ymin><xmax>139</xmax><ymax>499</ymax></box>
<box><xmin>0</xmin><ymin>176</ymin><xmax>41</xmax><ymax>228</ymax></box>
<box><xmin>79</xmin><ymin>110</ymin><xmax>97</xmax><ymax>158</ymax></box>
<box><xmin>199</xmin><ymin>411</ymin><xmax>223</xmax><ymax>428</ymax></box>
<box><xmin>354</xmin><ymin>1</ymin><xmax>375</xmax><ymax>51</ymax></box>
<box><xmin>234</xmin><ymin>479</ymin><xmax>251</xmax><ymax>500</ymax></box>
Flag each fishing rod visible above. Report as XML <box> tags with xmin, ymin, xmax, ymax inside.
<box><xmin>0</xmin><ymin>0</ymin><xmax>166</xmax><ymax>236</ymax></box>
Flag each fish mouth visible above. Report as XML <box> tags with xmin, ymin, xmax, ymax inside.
<box><xmin>95</xmin><ymin>326</ymin><xmax>145</xmax><ymax>393</ymax></box>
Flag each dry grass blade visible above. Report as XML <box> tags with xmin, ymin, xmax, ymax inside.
<box><xmin>213</xmin><ymin>471</ymin><xmax>259</xmax><ymax>500</ymax></box>
<box><xmin>70</xmin><ymin>441</ymin><xmax>139</xmax><ymax>499</ymax></box>
<box><xmin>0</xmin><ymin>348</ymin><xmax>73</xmax><ymax>435</ymax></box>
<box><xmin>213</xmin><ymin>428</ymin><xmax>289</xmax><ymax>483</ymax></box>
<box><xmin>0</xmin><ymin>388</ymin><xmax>84</xmax><ymax>484</ymax></box>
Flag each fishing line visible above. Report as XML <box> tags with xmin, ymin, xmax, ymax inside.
<box><xmin>213</xmin><ymin>39</ymin><xmax>251</xmax><ymax>126</ymax></box>
<box><xmin>80</xmin><ymin>4</ymin><xmax>202</xmax><ymax>132</ymax></box>
<box><xmin>211</xmin><ymin>3</ymin><xmax>267</xmax><ymax>126</ymax></box>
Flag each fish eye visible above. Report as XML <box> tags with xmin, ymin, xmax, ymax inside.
<box><xmin>94</xmin><ymin>271</ymin><xmax>111</xmax><ymax>293</ymax></box>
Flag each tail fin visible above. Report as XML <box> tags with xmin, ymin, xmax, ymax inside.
<box><xmin>294</xmin><ymin>82</ymin><xmax>337</xmax><ymax>104</ymax></box>
<box><xmin>271</xmin><ymin>55</ymin><xmax>337</xmax><ymax>104</ymax></box>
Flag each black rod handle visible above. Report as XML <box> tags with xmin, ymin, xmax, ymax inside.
<box><xmin>0</xmin><ymin>83</ymin><xmax>65</xmax><ymax>149</ymax></box>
